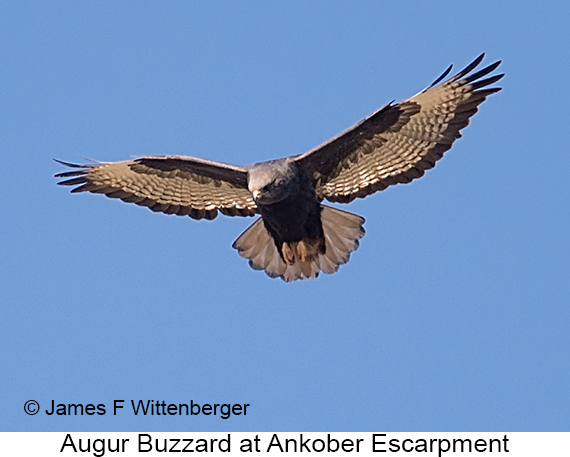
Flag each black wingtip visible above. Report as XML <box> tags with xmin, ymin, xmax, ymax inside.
<box><xmin>53</xmin><ymin>158</ymin><xmax>84</xmax><ymax>168</ymax></box>
<box><xmin>450</xmin><ymin>53</ymin><xmax>487</xmax><ymax>81</ymax></box>
<box><xmin>53</xmin><ymin>159</ymin><xmax>91</xmax><ymax>180</ymax></box>
<box><xmin>426</xmin><ymin>53</ymin><xmax>501</xmax><ymax>91</ymax></box>
<box><xmin>427</xmin><ymin>63</ymin><xmax>454</xmax><ymax>89</ymax></box>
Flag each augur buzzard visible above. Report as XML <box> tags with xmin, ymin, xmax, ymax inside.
<box><xmin>55</xmin><ymin>54</ymin><xmax>503</xmax><ymax>282</ymax></box>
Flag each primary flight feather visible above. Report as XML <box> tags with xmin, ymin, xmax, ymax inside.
<box><xmin>55</xmin><ymin>53</ymin><xmax>503</xmax><ymax>282</ymax></box>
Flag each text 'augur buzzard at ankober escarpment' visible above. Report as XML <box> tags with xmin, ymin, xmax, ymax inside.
<box><xmin>55</xmin><ymin>54</ymin><xmax>503</xmax><ymax>282</ymax></box>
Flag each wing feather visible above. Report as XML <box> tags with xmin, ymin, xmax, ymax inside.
<box><xmin>295</xmin><ymin>53</ymin><xmax>503</xmax><ymax>203</ymax></box>
<box><xmin>55</xmin><ymin>156</ymin><xmax>258</xmax><ymax>220</ymax></box>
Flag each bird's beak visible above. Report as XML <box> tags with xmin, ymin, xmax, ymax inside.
<box><xmin>252</xmin><ymin>189</ymin><xmax>261</xmax><ymax>200</ymax></box>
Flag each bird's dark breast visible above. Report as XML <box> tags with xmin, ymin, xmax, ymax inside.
<box><xmin>258</xmin><ymin>193</ymin><xmax>323</xmax><ymax>244</ymax></box>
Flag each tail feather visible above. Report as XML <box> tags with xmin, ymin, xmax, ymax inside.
<box><xmin>232</xmin><ymin>205</ymin><xmax>365</xmax><ymax>282</ymax></box>
<box><xmin>322</xmin><ymin>225</ymin><xmax>350</xmax><ymax>265</ymax></box>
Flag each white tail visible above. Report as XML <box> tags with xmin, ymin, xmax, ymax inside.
<box><xmin>232</xmin><ymin>205</ymin><xmax>365</xmax><ymax>282</ymax></box>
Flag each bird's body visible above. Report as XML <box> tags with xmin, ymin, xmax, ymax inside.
<box><xmin>246</xmin><ymin>159</ymin><xmax>326</xmax><ymax>266</ymax></box>
<box><xmin>55</xmin><ymin>54</ymin><xmax>503</xmax><ymax>281</ymax></box>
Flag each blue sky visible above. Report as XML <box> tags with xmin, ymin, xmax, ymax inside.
<box><xmin>1</xmin><ymin>1</ymin><xmax>568</xmax><ymax>432</ymax></box>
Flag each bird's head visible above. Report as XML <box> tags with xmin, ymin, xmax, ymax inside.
<box><xmin>247</xmin><ymin>160</ymin><xmax>298</xmax><ymax>205</ymax></box>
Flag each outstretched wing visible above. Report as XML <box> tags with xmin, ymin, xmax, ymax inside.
<box><xmin>294</xmin><ymin>53</ymin><xmax>504</xmax><ymax>203</ymax></box>
<box><xmin>55</xmin><ymin>155</ymin><xmax>258</xmax><ymax>220</ymax></box>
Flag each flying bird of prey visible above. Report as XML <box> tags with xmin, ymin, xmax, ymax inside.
<box><xmin>55</xmin><ymin>54</ymin><xmax>503</xmax><ymax>282</ymax></box>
